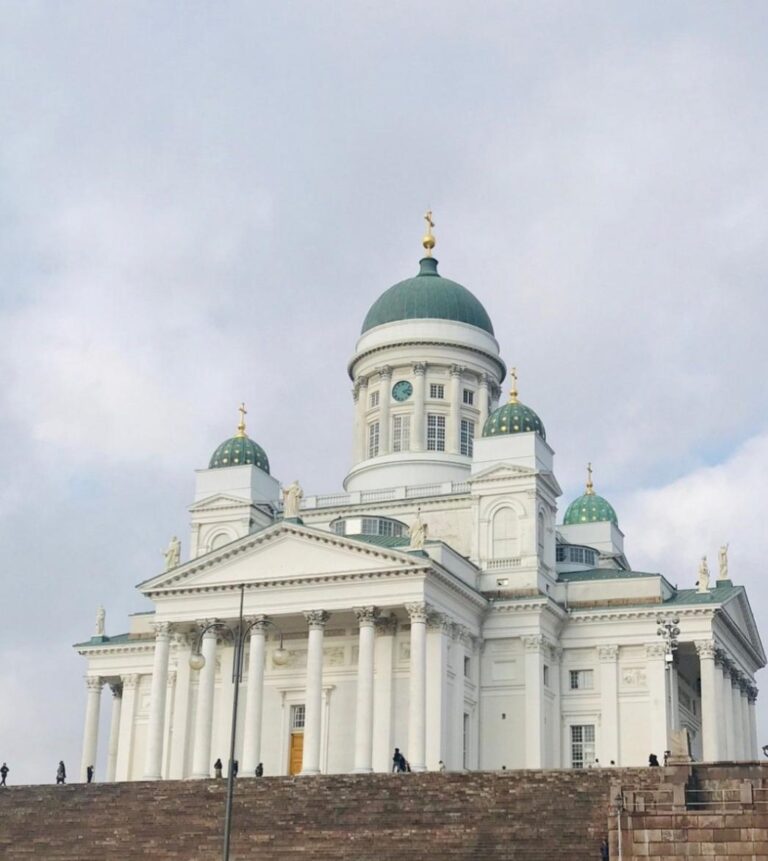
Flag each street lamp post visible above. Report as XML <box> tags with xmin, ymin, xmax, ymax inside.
<box><xmin>656</xmin><ymin>614</ymin><xmax>681</xmax><ymax>667</ymax></box>
<box><xmin>189</xmin><ymin>584</ymin><xmax>288</xmax><ymax>861</ymax></box>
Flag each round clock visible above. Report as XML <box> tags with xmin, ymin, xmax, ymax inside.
<box><xmin>392</xmin><ymin>380</ymin><xmax>413</xmax><ymax>402</ymax></box>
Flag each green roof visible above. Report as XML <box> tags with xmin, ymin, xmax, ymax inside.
<box><xmin>558</xmin><ymin>569</ymin><xmax>657</xmax><ymax>582</ymax></box>
<box><xmin>482</xmin><ymin>401</ymin><xmax>546</xmax><ymax>440</ymax></box>
<box><xmin>563</xmin><ymin>492</ymin><xmax>617</xmax><ymax>526</ymax></box>
<box><xmin>345</xmin><ymin>534</ymin><xmax>412</xmax><ymax>548</ymax></box>
<box><xmin>361</xmin><ymin>257</ymin><xmax>494</xmax><ymax>335</ymax></box>
<box><xmin>74</xmin><ymin>632</ymin><xmax>143</xmax><ymax>648</ymax></box>
<box><xmin>209</xmin><ymin>434</ymin><xmax>270</xmax><ymax>473</ymax></box>
<box><xmin>663</xmin><ymin>582</ymin><xmax>741</xmax><ymax>605</ymax></box>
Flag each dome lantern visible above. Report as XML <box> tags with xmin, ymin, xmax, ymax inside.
<box><xmin>562</xmin><ymin>464</ymin><xmax>618</xmax><ymax>526</ymax></box>
<box><xmin>209</xmin><ymin>403</ymin><xmax>270</xmax><ymax>473</ymax></box>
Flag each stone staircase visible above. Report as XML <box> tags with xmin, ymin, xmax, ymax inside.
<box><xmin>0</xmin><ymin>769</ymin><xmax>665</xmax><ymax>860</ymax></box>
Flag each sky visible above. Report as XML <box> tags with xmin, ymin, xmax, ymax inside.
<box><xmin>1</xmin><ymin>1</ymin><xmax>767</xmax><ymax>784</ymax></box>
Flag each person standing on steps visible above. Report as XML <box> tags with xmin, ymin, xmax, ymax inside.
<box><xmin>231</xmin><ymin>760</ymin><xmax>239</xmax><ymax>779</ymax></box>
<box><xmin>255</xmin><ymin>762</ymin><xmax>264</xmax><ymax>777</ymax></box>
<box><xmin>214</xmin><ymin>758</ymin><xmax>223</xmax><ymax>779</ymax></box>
<box><xmin>0</xmin><ymin>763</ymin><xmax>8</xmax><ymax>786</ymax></box>
<box><xmin>392</xmin><ymin>748</ymin><xmax>406</xmax><ymax>773</ymax></box>
<box><xmin>600</xmin><ymin>838</ymin><xmax>610</xmax><ymax>859</ymax></box>
<box><xmin>86</xmin><ymin>765</ymin><xmax>94</xmax><ymax>784</ymax></box>
<box><xmin>648</xmin><ymin>753</ymin><xmax>660</xmax><ymax>767</ymax></box>
<box><xmin>56</xmin><ymin>761</ymin><xmax>66</xmax><ymax>784</ymax></box>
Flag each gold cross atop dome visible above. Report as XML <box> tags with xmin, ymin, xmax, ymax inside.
<box><xmin>422</xmin><ymin>210</ymin><xmax>436</xmax><ymax>257</ymax></box>
<box><xmin>508</xmin><ymin>367</ymin><xmax>519</xmax><ymax>404</ymax></box>
<box><xmin>585</xmin><ymin>462</ymin><xmax>595</xmax><ymax>495</ymax></box>
<box><xmin>236</xmin><ymin>402</ymin><xmax>248</xmax><ymax>438</ymax></box>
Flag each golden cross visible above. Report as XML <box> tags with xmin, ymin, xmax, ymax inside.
<box><xmin>425</xmin><ymin>210</ymin><xmax>434</xmax><ymax>232</ymax></box>
<box><xmin>422</xmin><ymin>211</ymin><xmax>436</xmax><ymax>257</ymax></box>
<box><xmin>237</xmin><ymin>402</ymin><xmax>248</xmax><ymax>437</ymax></box>
<box><xmin>508</xmin><ymin>367</ymin><xmax>519</xmax><ymax>404</ymax></box>
<box><xmin>586</xmin><ymin>462</ymin><xmax>594</xmax><ymax>495</ymax></box>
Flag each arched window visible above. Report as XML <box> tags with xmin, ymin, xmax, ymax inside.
<box><xmin>209</xmin><ymin>531</ymin><xmax>231</xmax><ymax>551</ymax></box>
<box><xmin>492</xmin><ymin>508</ymin><xmax>519</xmax><ymax>558</ymax></box>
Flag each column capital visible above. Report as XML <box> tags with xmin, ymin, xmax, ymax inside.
<box><xmin>522</xmin><ymin>634</ymin><xmax>546</xmax><ymax>653</ymax></box>
<box><xmin>109</xmin><ymin>682</ymin><xmax>123</xmax><ymax>698</ymax></box>
<box><xmin>645</xmin><ymin>642</ymin><xmax>669</xmax><ymax>660</ymax></box>
<box><xmin>171</xmin><ymin>631</ymin><xmax>190</xmax><ymax>648</ymax></box>
<box><xmin>247</xmin><ymin>616</ymin><xmax>271</xmax><ymax>635</ymax></box>
<box><xmin>304</xmin><ymin>609</ymin><xmax>330</xmax><ymax>630</ymax></box>
<box><xmin>695</xmin><ymin>640</ymin><xmax>717</xmax><ymax>660</ymax></box>
<box><xmin>405</xmin><ymin>602</ymin><xmax>429</xmax><ymax>623</ymax></box>
<box><xmin>426</xmin><ymin>611</ymin><xmax>454</xmax><ymax>633</ymax></box>
<box><xmin>748</xmin><ymin>686</ymin><xmax>759</xmax><ymax>704</ymax></box>
<box><xmin>449</xmin><ymin>364</ymin><xmax>464</xmax><ymax>377</ymax></box>
<box><xmin>413</xmin><ymin>362</ymin><xmax>427</xmax><ymax>376</ymax></box>
<box><xmin>377</xmin><ymin>365</ymin><xmax>393</xmax><ymax>380</ymax></box>
<box><xmin>122</xmin><ymin>674</ymin><xmax>140</xmax><ymax>690</ymax></box>
<box><xmin>353</xmin><ymin>606</ymin><xmax>379</xmax><ymax>627</ymax></box>
<box><xmin>85</xmin><ymin>676</ymin><xmax>103</xmax><ymax>692</ymax></box>
<box><xmin>714</xmin><ymin>646</ymin><xmax>730</xmax><ymax>668</ymax></box>
<box><xmin>598</xmin><ymin>644</ymin><xmax>619</xmax><ymax>662</ymax></box>
<box><xmin>730</xmin><ymin>667</ymin><xmax>745</xmax><ymax>687</ymax></box>
<box><xmin>151</xmin><ymin>621</ymin><xmax>172</xmax><ymax>639</ymax></box>
<box><xmin>374</xmin><ymin>614</ymin><xmax>398</xmax><ymax>637</ymax></box>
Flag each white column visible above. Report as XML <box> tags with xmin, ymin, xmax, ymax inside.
<box><xmin>372</xmin><ymin>615</ymin><xmax>397</xmax><ymax>772</ymax></box>
<box><xmin>695</xmin><ymin>640</ymin><xmax>719</xmax><ymax>762</ymax></box>
<box><xmin>353</xmin><ymin>606</ymin><xmax>377</xmax><ymax>773</ymax></box>
<box><xmin>106</xmin><ymin>683</ymin><xmax>123</xmax><ymax>782</ymax></box>
<box><xmin>144</xmin><ymin>622</ymin><xmax>172</xmax><ymax>779</ymax></box>
<box><xmin>163</xmin><ymin>670</ymin><xmax>177</xmax><ymax>778</ymax></box>
<box><xmin>168</xmin><ymin>634</ymin><xmax>192</xmax><ymax>779</ymax></box>
<box><xmin>448</xmin><ymin>365</ymin><xmax>462</xmax><ymax>454</ymax></box>
<box><xmin>115</xmin><ymin>675</ymin><xmax>139</xmax><ymax>781</ymax></box>
<box><xmin>478</xmin><ymin>374</ymin><xmax>490</xmax><ymax>430</ymax></box>
<box><xmin>450</xmin><ymin>626</ymin><xmax>466</xmax><ymax>770</ymax></box>
<box><xmin>355</xmin><ymin>377</ymin><xmax>368</xmax><ymax>463</ymax></box>
<box><xmin>645</xmin><ymin>643</ymin><xmax>669</xmax><ymax>761</ymax></box>
<box><xmin>740</xmin><ymin>682</ymin><xmax>752</xmax><ymax>760</ymax></box>
<box><xmin>406</xmin><ymin>602</ymin><xmax>428</xmax><ymax>771</ymax></box>
<box><xmin>191</xmin><ymin>627</ymin><xmax>218</xmax><ymax>778</ymax></box>
<box><xmin>551</xmin><ymin>647</ymin><xmax>563</xmax><ymax>767</ymax></box>
<box><xmin>717</xmin><ymin>655</ymin><xmax>732</xmax><ymax>759</ymax></box>
<box><xmin>242</xmin><ymin>619</ymin><xmax>268</xmax><ymax>775</ymax></box>
<box><xmin>523</xmin><ymin>636</ymin><xmax>545</xmax><ymax>768</ymax></box>
<box><xmin>598</xmin><ymin>645</ymin><xmax>619</xmax><ymax>766</ymax></box>
<box><xmin>426</xmin><ymin>614</ymin><xmax>451</xmax><ymax>769</ymax></box>
<box><xmin>379</xmin><ymin>367</ymin><xmax>392</xmax><ymax>455</ymax></box>
<box><xmin>729</xmin><ymin>668</ymin><xmax>743</xmax><ymax>760</ymax></box>
<box><xmin>80</xmin><ymin>676</ymin><xmax>103</xmax><ymax>781</ymax></box>
<box><xmin>412</xmin><ymin>363</ymin><xmax>426</xmax><ymax>451</ymax></box>
<box><xmin>301</xmin><ymin>610</ymin><xmax>329</xmax><ymax>775</ymax></box>
<box><xmin>748</xmin><ymin>687</ymin><xmax>758</xmax><ymax>759</ymax></box>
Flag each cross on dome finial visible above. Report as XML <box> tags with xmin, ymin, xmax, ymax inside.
<box><xmin>586</xmin><ymin>462</ymin><xmax>595</xmax><ymax>495</ymax></box>
<box><xmin>422</xmin><ymin>210</ymin><xmax>436</xmax><ymax>257</ymax></box>
<box><xmin>236</xmin><ymin>402</ymin><xmax>248</xmax><ymax>438</ymax></box>
<box><xmin>508</xmin><ymin>367</ymin><xmax>519</xmax><ymax>404</ymax></box>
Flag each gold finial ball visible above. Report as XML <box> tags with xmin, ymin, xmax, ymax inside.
<box><xmin>422</xmin><ymin>234</ymin><xmax>436</xmax><ymax>251</ymax></box>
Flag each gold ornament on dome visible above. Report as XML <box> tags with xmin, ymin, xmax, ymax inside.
<box><xmin>422</xmin><ymin>210</ymin><xmax>436</xmax><ymax>256</ymax></box>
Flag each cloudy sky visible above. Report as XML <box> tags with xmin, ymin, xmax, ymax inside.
<box><xmin>1</xmin><ymin>2</ymin><xmax>767</xmax><ymax>783</ymax></box>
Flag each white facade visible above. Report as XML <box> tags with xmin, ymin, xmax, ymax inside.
<box><xmin>76</xmin><ymin>249</ymin><xmax>765</xmax><ymax>781</ymax></box>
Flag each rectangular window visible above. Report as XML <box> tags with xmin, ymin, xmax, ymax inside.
<box><xmin>556</xmin><ymin>546</ymin><xmax>565</xmax><ymax>562</ymax></box>
<box><xmin>291</xmin><ymin>704</ymin><xmax>306</xmax><ymax>730</ymax></box>
<box><xmin>463</xmin><ymin>388</ymin><xmax>474</xmax><ymax>405</ymax></box>
<box><xmin>429</xmin><ymin>383</ymin><xmax>445</xmax><ymax>399</ymax></box>
<box><xmin>571</xmin><ymin>547</ymin><xmax>585</xmax><ymax>564</ymax></box>
<box><xmin>427</xmin><ymin>414</ymin><xmax>446</xmax><ymax>451</ymax></box>
<box><xmin>368</xmin><ymin>421</ymin><xmax>380</xmax><ymax>458</ymax></box>
<box><xmin>460</xmin><ymin>418</ymin><xmax>475</xmax><ymax>457</ymax></box>
<box><xmin>369</xmin><ymin>390</ymin><xmax>380</xmax><ymax>408</ymax></box>
<box><xmin>464</xmin><ymin>655</ymin><xmax>471</xmax><ymax>678</ymax></box>
<box><xmin>392</xmin><ymin>415</ymin><xmax>410</xmax><ymax>452</ymax></box>
<box><xmin>585</xmin><ymin>549</ymin><xmax>596</xmax><ymax>566</ymax></box>
<box><xmin>569</xmin><ymin>669</ymin><xmax>594</xmax><ymax>690</ymax></box>
<box><xmin>570</xmin><ymin>724</ymin><xmax>596</xmax><ymax>769</ymax></box>
<box><xmin>543</xmin><ymin>665</ymin><xmax>550</xmax><ymax>687</ymax></box>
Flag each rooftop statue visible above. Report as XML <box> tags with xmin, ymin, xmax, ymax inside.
<box><xmin>94</xmin><ymin>605</ymin><xmax>105</xmax><ymax>637</ymax></box>
<box><xmin>409</xmin><ymin>513</ymin><xmax>428</xmax><ymax>550</ymax></box>
<box><xmin>719</xmin><ymin>543</ymin><xmax>729</xmax><ymax>580</ymax></box>
<box><xmin>283</xmin><ymin>480</ymin><xmax>303</xmax><ymax>519</ymax></box>
<box><xmin>163</xmin><ymin>536</ymin><xmax>181</xmax><ymax>571</ymax></box>
<box><xmin>697</xmin><ymin>555</ymin><xmax>710</xmax><ymax>594</ymax></box>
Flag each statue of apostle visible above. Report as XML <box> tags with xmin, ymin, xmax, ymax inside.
<box><xmin>718</xmin><ymin>544</ymin><xmax>729</xmax><ymax>580</ymax></box>
<box><xmin>409</xmin><ymin>513</ymin><xmax>428</xmax><ymax>550</ymax></box>
<box><xmin>163</xmin><ymin>536</ymin><xmax>181</xmax><ymax>571</ymax></box>
<box><xmin>697</xmin><ymin>555</ymin><xmax>710</xmax><ymax>593</ymax></box>
<box><xmin>282</xmin><ymin>481</ymin><xmax>303</xmax><ymax>519</ymax></box>
<box><xmin>94</xmin><ymin>605</ymin><xmax>105</xmax><ymax>637</ymax></box>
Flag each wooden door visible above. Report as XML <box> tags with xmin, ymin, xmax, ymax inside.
<box><xmin>289</xmin><ymin>732</ymin><xmax>304</xmax><ymax>775</ymax></box>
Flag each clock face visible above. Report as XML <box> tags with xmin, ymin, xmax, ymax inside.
<box><xmin>392</xmin><ymin>380</ymin><xmax>413</xmax><ymax>402</ymax></box>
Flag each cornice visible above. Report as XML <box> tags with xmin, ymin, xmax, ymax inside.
<box><xmin>348</xmin><ymin>338</ymin><xmax>506</xmax><ymax>381</ymax></box>
<box><xmin>568</xmin><ymin>606</ymin><xmax>717</xmax><ymax>624</ymax></box>
<box><xmin>75</xmin><ymin>641</ymin><xmax>154</xmax><ymax>657</ymax></box>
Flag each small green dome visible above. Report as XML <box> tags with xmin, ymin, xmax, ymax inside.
<box><xmin>209</xmin><ymin>434</ymin><xmax>270</xmax><ymax>472</ymax></box>
<box><xmin>563</xmin><ymin>492</ymin><xmax>618</xmax><ymax>526</ymax></box>
<box><xmin>361</xmin><ymin>257</ymin><xmax>494</xmax><ymax>335</ymax></box>
<box><xmin>482</xmin><ymin>401</ymin><xmax>546</xmax><ymax>440</ymax></box>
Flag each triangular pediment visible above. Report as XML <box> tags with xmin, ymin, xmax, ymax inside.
<box><xmin>189</xmin><ymin>493</ymin><xmax>254</xmax><ymax>512</ymax></box>
<box><xmin>720</xmin><ymin>588</ymin><xmax>766</xmax><ymax>663</ymax></box>
<box><xmin>470</xmin><ymin>463</ymin><xmax>535</xmax><ymax>483</ymax></box>
<box><xmin>139</xmin><ymin>523</ymin><xmax>426</xmax><ymax>594</ymax></box>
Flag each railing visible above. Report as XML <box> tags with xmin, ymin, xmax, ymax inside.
<box><xmin>300</xmin><ymin>480</ymin><xmax>473</xmax><ymax>511</ymax></box>
<box><xmin>486</xmin><ymin>558</ymin><xmax>522</xmax><ymax>569</ymax></box>
<box><xmin>405</xmin><ymin>484</ymin><xmax>442</xmax><ymax>498</ymax></box>
<box><xmin>360</xmin><ymin>489</ymin><xmax>397</xmax><ymax>503</ymax></box>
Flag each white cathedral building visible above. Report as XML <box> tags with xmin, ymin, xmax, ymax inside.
<box><xmin>76</xmin><ymin>222</ymin><xmax>764</xmax><ymax>782</ymax></box>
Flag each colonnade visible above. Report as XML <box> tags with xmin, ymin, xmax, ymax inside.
<box><xmin>80</xmin><ymin>603</ymin><xmax>478</xmax><ymax>782</ymax></box>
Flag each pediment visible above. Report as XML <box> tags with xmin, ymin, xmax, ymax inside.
<box><xmin>721</xmin><ymin>589</ymin><xmax>766</xmax><ymax>663</ymax></box>
<box><xmin>139</xmin><ymin>523</ymin><xmax>425</xmax><ymax>594</ymax></box>
<box><xmin>189</xmin><ymin>493</ymin><xmax>253</xmax><ymax>512</ymax></box>
<box><xmin>470</xmin><ymin>463</ymin><xmax>535</xmax><ymax>483</ymax></box>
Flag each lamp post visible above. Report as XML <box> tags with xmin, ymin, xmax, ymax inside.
<box><xmin>189</xmin><ymin>584</ymin><xmax>288</xmax><ymax>861</ymax></box>
<box><xmin>656</xmin><ymin>614</ymin><xmax>680</xmax><ymax>667</ymax></box>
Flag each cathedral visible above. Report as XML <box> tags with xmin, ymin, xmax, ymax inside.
<box><xmin>76</xmin><ymin>218</ymin><xmax>764</xmax><ymax>782</ymax></box>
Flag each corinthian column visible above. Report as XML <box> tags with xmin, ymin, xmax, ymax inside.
<box><xmin>448</xmin><ymin>365</ymin><xmax>462</xmax><ymax>454</ymax></box>
<box><xmin>301</xmin><ymin>610</ymin><xmax>330</xmax><ymax>775</ymax></box>
<box><xmin>354</xmin><ymin>607</ymin><xmax>378</xmax><ymax>773</ymax></box>
<box><xmin>478</xmin><ymin>375</ymin><xmax>490</xmax><ymax>430</ymax></box>
<box><xmin>598</xmin><ymin>645</ymin><xmax>620</xmax><ymax>766</ymax></box>
<box><xmin>379</xmin><ymin>367</ymin><xmax>392</xmax><ymax>455</ymax></box>
<box><xmin>406</xmin><ymin>602</ymin><xmax>428</xmax><ymax>772</ymax></box>
<box><xmin>355</xmin><ymin>377</ymin><xmax>368</xmax><ymax>463</ymax></box>
<box><xmin>80</xmin><ymin>676</ymin><xmax>103</xmax><ymax>781</ymax></box>
<box><xmin>191</xmin><ymin>626</ymin><xmax>218</xmax><ymax>778</ymax></box>
<box><xmin>106</xmin><ymin>683</ymin><xmax>123</xmax><ymax>782</ymax></box>
<box><xmin>412</xmin><ymin>364</ymin><xmax>426</xmax><ymax>452</ymax></box>
<box><xmin>645</xmin><ymin>643</ymin><xmax>669</xmax><ymax>760</ymax></box>
<box><xmin>144</xmin><ymin>621</ymin><xmax>172</xmax><ymax>779</ymax></box>
<box><xmin>523</xmin><ymin>636</ymin><xmax>546</xmax><ymax>768</ymax></box>
<box><xmin>241</xmin><ymin>618</ymin><xmax>268</xmax><ymax>775</ymax></box>
<box><xmin>695</xmin><ymin>640</ymin><xmax>719</xmax><ymax>762</ymax></box>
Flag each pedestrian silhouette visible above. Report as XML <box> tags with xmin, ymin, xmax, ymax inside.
<box><xmin>86</xmin><ymin>765</ymin><xmax>94</xmax><ymax>784</ymax></box>
<box><xmin>214</xmin><ymin>758</ymin><xmax>223</xmax><ymax>779</ymax></box>
<box><xmin>0</xmin><ymin>763</ymin><xmax>8</xmax><ymax>786</ymax></box>
<box><xmin>392</xmin><ymin>747</ymin><xmax>406</xmax><ymax>773</ymax></box>
<box><xmin>56</xmin><ymin>761</ymin><xmax>66</xmax><ymax>784</ymax></box>
<box><xmin>648</xmin><ymin>753</ymin><xmax>660</xmax><ymax>767</ymax></box>
<box><xmin>231</xmin><ymin>760</ymin><xmax>239</xmax><ymax>778</ymax></box>
<box><xmin>255</xmin><ymin>762</ymin><xmax>264</xmax><ymax>777</ymax></box>
<box><xmin>600</xmin><ymin>837</ymin><xmax>609</xmax><ymax>859</ymax></box>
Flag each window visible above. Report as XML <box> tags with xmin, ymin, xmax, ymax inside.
<box><xmin>463</xmin><ymin>388</ymin><xmax>474</xmax><ymax>405</ymax></box>
<box><xmin>569</xmin><ymin>669</ymin><xmax>594</xmax><ymax>690</ymax></box>
<box><xmin>369</xmin><ymin>390</ymin><xmax>380</xmax><ymax>408</ymax></box>
<box><xmin>291</xmin><ymin>704</ymin><xmax>306</xmax><ymax>730</ymax></box>
<box><xmin>392</xmin><ymin>415</ymin><xmax>410</xmax><ymax>452</ymax></box>
<box><xmin>571</xmin><ymin>547</ymin><xmax>585</xmax><ymax>564</ymax></box>
<box><xmin>556</xmin><ymin>546</ymin><xmax>565</xmax><ymax>562</ymax></box>
<box><xmin>331</xmin><ymin>521</ymin><xmax>345</xmax><ymax>535</ymax></box>
<box><xmin>361</xmin><ymin>517</ymin><xmax>405</xmax><ymax>538</ymax></box>
<box><xmin>429</xmin><ymin>383</ymin><xmax>445</xmax><ymax>399</ymax></box>
<box><xmin>492</xmin><ymin>508</ymin><xmax>519</xmax><ymax>558</ymax></box>
<box><xmin>570</xmin><ymin>724</ymin><xmax>595</xmax><ymax>769</ymax></box>
<box><xmin>464</xmin><ymin>655</ymin><xmax>471</xmax><ymax>677</ymax></box>
<box><xmin>543</xmin><ymin>665</ymin><xmax>550</xmax><ymax>687</ymax></box>
<box><xmin>460</xmin><ymin>419</ymin><xmax>475</xmax><ymax>457</ymax></box>
<box><xmin>368</xmin><ymin>422</ymin><xmax>379</xmax><ymax>458</ymax></box>
<box><xmin>427</xmin><ymin>414</ymin><xmax>446</xmax><ymax>451</ymax></box>
<box><xmin>585</xmin><ymin>549</ymin><xmax>596</xmax><ymax>566</ymax></box>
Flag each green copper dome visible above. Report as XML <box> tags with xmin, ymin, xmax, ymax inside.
<box><xmin>209</xmin><ymin>407</ymin><xmax>270</xmax><ymax>473</ymax></box>
<box><xmin>562</xmin><ymin>468</ymin><xmax>617</xmax><ymax>525</ymax></box>
<box><xmin>361</xmin><ymin>257</ymin><xmax>494</xmax><ymax>335</ymax></box>
<box><xmin>482</xmin><ymin>401</ymin><xmax>546</xmax><ymax>440</ymax></box>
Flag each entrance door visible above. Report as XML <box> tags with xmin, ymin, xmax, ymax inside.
<box><xmin>289</xmin><ymin>732</ymin><xmax>304</xmax><ymax>775</ymax></box>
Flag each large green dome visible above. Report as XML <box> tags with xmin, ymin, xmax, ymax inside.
<box><xmin>361</xmin><ymin>257</ymin><xmax>494</xmax><ymax>335</ymax></box>
<box><xmin>209</xmin><ymin>407</ymin><xmax>270</xmax><ymax>472</ymax></box>
<box><xmin>562</xmin><ymin>469</ymin><xmax>617</xmax><ymax>525</ymax></box>
<box><xmin>482</xmin><ymin>401</ymin><xmax>546</xmax><ymax>440</ymax></box>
